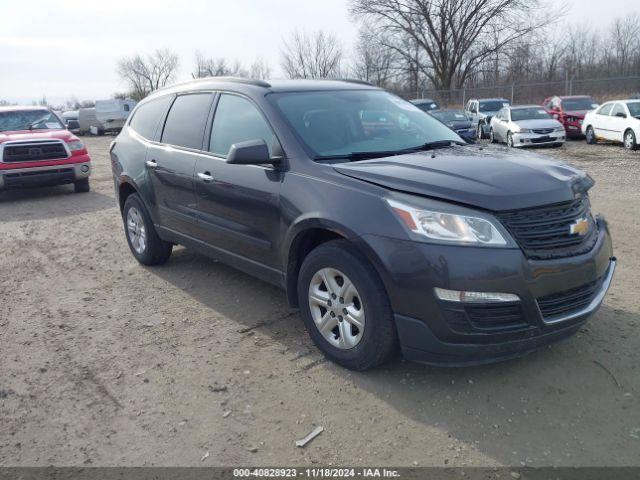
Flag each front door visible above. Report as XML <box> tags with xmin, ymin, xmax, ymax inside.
<box><xmin>193</xmin><ymin>93</ymin><xmax>283</xmax><ymax>271</ymax></box>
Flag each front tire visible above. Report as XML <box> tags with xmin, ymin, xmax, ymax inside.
<box><xmin>297</xmin><ymin>240</ymin><xmax>397</xmax><ymax>370</ymax></box>
<box><xmin>74</xmin><ymin>178</ymin><xmax>90</xmax><ymax>193</ymax></box>
<box><xmin>477</xmin><ymin>122</ymin><xmax>485</xmax><ymax>140</ymax></box>
<box><xmin>624</xmin><ymin>129</ymin><xmax>638</xmax><ymax>150</ymax></box>
<box><xmin>507</xmin><ymin>132</ymin><xmax>514</xmax><ymax>148</ymax></box>
<box><xmin>586</xmin><ymin>126</ymin><xmax>597</xmax><ymax>144</ymax></box>
<box><xmin>489</xmin><ymin>128</ymin><xmax>497</xmax><ymax>143</ymax></box>
<box><xmin>122</xmin><ymin>193</ymin><xmax>172</xmax><ymax>265</ymax></box>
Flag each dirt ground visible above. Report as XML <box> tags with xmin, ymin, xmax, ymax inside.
<box><xmin>1</xmin><ymin>136</ymin><xmax>638</xmax><ymax>467</ymax></box>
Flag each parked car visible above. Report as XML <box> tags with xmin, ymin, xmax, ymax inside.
<box><xmin>111</xmin><ymin>78</ymin><xmax>614</xmax><ymax>370</ymax></box>
<box><xmin>489</xmin><ymin>105</ymin><xmax>565</xmax><ymax>148</ymax></box>
<box><xmin>62</xmin><ymin>110</ymin><xmax>80</xmax><ymax>134</ymax></box>
<box><xmin>542</xmin><ymin>95</ymin><xmax>599</xmax><ymax>138</ymax></box>
<box><xmin>0</xmin><ymin>106</ymin><xmax>91</xmax><ymax>192</ymax></box>
<box><xmin>410</xmin><ymin>98</ymin><xmax>440</xmax><ymax>112</ymax></box>
<box><xmin>429</xmin><ymin>109</ymin><xmax>476</xmax><ymax>142</ymax></box>
<box><xmin>464</xmin><ymin>98</ymin><xmax>511</xmax><ymax>139</ymax></box>
<box><xmin>582</xmin><ymin>99</ymin><xmax>640</xmax><ymax>150</ymax></box>
<box><xmin>95</xmin><ymin>99</ymin><xmax>137</xmax><ymax>133</ymax></box>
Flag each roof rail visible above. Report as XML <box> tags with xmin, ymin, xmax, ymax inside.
<box><xmin>334</xmin><ymin>78</ymin><xmax>374</xmax><ymax>86</ymax></box>
<box><xmin>155</xmin><ymin>76</ymin><xmax>271</xmax><ymax>93</ymax></box>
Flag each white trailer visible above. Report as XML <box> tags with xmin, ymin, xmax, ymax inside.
<box><xmin>78</xmin><ymin>108</ymin><xmax>104</xmax><ymax>136</ymax></box>
<box><xmin>95</xmin><ymin>99</ymin><xmax>137</xmax><ymax>133</ymax></box>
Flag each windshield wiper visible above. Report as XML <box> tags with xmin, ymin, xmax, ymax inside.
<box><xmin>314</xmin><ymin>140</ymin><xmax>464</xmax><ymax>162</ymax></box>
<box><xmin>397</xmin><ymin>140</ymin><xmax>465</xmax><ymax>153</ymax></box>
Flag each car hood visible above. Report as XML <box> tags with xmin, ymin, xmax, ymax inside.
<box><xmin>0</xmin><ymin>129</ymin><xmax>76</xmax><ymax>144</ymax></box>
<box><xmin>513</xmin><ymin>119</ymin><xmax>562</xmax><ymax>130</ymax></box>
<box><xmin>332</xmin><ymin>146</ymin><xmax>592</xmax><ymax>212</ymax></box>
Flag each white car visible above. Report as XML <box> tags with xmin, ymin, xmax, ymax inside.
<box><xmin>489</xmin><ymin>105</ymin><xmax>565</xmax><ymax>148</ymax></box>
<box><xmin>582</xmin><ymin>100</ymin><xmax>640</xmax><ymax>150</ymax></box>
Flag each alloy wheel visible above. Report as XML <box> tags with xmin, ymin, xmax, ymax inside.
<box><xmin>308</xmin><ymin>268</ymin><xmax>365</xmax><ymax>349</ymax></box>
<box><xmin>624</xmin><ymin>132</ymin><xmax>634</xmax><ymax>150</ymax></box>
<box><xmin>126</xmin><ymin>206</ymin><xmax>147</xmax><ymax>254</ymax></box>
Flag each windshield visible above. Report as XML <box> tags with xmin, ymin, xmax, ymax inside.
<box><xmin>431</xmin><ymin>110</ymin><xmax>467</xmax><ymax>122</ymax></box>
<box><xmin>511</xmin><ymin>108</ymin><xmax>552</xmax><ymax>121</ymax></box>
<box><xmin>479</xmin><ymin>100</ymin><xmax>509</xmax><ymax>112</ymax></box>
<box><xmin>413</xmin><ymin>100</ymin><xmax>439</xmax><ymax>112</ymax></box>
<box><xmin>562</xmin><ymin>98</ymin><xmax>599</xmax><ymax>111</ymax></box>
<box><xmin>270</xmin><ymin>90</ymin><xmax>462</xmax><ymax>159</ymax></box>
<box><xmin>626</xmin><ymin>102</ymin><xmax>640</xmax><ymax>118</ymax></box>
<box><xmin>0</xmin><ymin>109</ymin><xmax>63</xmax><ymax>132</ymax></box>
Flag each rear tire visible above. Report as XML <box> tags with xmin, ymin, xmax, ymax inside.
<box><xmin>74</xmin><ymin>178</ymin><xmax>90</xmax><ymax>193</ymax></box>
<box><xmin>122</xmin><ymin>193</ymin><xmax>172</xmax><ymax>266</ymax></box>
<box><xmin>586</xmin><ymin>126</ymin><xmax>597</xmax><ymax>145</ymax></box>
<box><xmin>624</xmin><ymin>129</ymin><xmax>637</xmax><ymax>150</ymax></box>
<box><xmin>477</xmin><ymin>122</ymin><xmax>485</xmax><ymax>140</ymax></box>
<box><xmin>489</xmin><ymin>128</ymin><xmax>497</xmax><ymax>143</ymax></box>
<box><xmin>297</xmin><ymin>240</ymin><xmax>397</xmax><ymax>371</ymax></box>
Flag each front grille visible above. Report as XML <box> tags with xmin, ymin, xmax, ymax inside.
<box><xmin>2</xmin><ymin>141</ymin><xmax>68</xmax><ymax>162</ymax></box>
<box><xmin>530</xmin><ymin>136</ymin><xmax>556</xmax><ymax>144</ymax></box>
<box><xmin>532</xmin><ymin>128</ymin><xmax>554</xmax><ymax>134</ymax></box>
<box><xmin>537</xmin><ymin>277</ymin><xmax>602</xmax><ymax>320</ymax></box>
<box><xmin>496</xmin><ymin>197</ymin><xmax>598</xmax><ymax>260</ymax></box>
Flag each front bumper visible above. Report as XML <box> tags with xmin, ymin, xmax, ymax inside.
<box><xmin>511</xmin><ymin>131</ymin><xmax>565</xmax><ymax>147</ymax></box>
<box><xmin>564</xmin><ymin>120</ymin><xmax>584</xmax><ymax>137</ymax></box>
<box><xmin>359</xmin><ymin>217</ymin><xmax>614</xmax><ymax>366</ymax></box>
<box><xmin>0</xmin><ymin>160</ymin><xmax>91</xmax><ymax>189</ymax></box>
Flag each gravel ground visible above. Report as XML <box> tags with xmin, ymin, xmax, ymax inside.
<box><xmin>0</xmin><ymin>137</ymin><xmax>638</xmax><ymax>467</ymax></box>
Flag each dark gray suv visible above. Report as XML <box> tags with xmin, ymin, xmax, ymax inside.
<box><xmin>110</xmin><ymin>78</ymin><xmax>615</xmax><ymax>370</ymax></box>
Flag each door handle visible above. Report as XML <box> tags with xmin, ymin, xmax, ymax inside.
<box><xmin>145</xmin><ymin>159</ymin><xmax>158</xmax><ymax>168</ymax></box>
<box><xmin>197</xmin><ymin>172</ymin><xmax>214</xmax><ymax>182</ymax></box>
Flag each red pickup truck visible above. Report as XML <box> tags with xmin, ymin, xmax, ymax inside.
<box><xmin>0</xmin><ymin>106</ymin><xmax>91</xmax><ymax>192</ymax></box>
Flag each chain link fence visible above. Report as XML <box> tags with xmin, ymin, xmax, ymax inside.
<box><xmin>394</xmin><ymin>75</ymin><xmax>640</xmax><ymax>107</ymax></box>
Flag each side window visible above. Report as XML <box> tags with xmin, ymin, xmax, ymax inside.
<box><xmin>611</xmin><ymin>103</ymin><xmax>625</xmax><ymax>117</ymax></box>
<box><xmin>128</xmin><ymin>95</ymin><xmax>173</xmax><ymax>140</ymax></box>
<box><xmin>124</xmin><ymin>104</ymin><xmax>130</xmax><ymax>112</ymax></box>
<box><xmin>209</xmin><ymin>94</ymin><xmax>276</xmax><ymax>157</ymax></box>
<box><xmin>597</xmin><ymin>104</ymin><xmax>613</xmax><ymax>116</ymax></box>
<box><xmin>161</xmin><ymin>93</ymin><xmax>213</xmax><ymax>150</ymax></box>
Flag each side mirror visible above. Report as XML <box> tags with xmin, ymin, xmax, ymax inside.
<box><xmin>615</xmin><ymin>112</ymin><xmax>627</xmax><ymax>118</ymax></box>
<box><xmin>226</xmin><ymin>139</ymin><xmax>278</xmax><ymax>165</ymax></box>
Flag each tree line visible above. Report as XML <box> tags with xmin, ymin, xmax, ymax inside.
<box><xmin>115</xmin><ymin>1</ymin><xmax>640</xmax><ymax>101</ymax></box>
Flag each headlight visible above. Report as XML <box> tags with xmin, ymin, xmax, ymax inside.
<box><xmin>554</xmin><ymin>126</ymin><xmax>565</xmax><ymax>132</ymax></box>
<box><xmin>517</xmin><ymin>128</ymin><xmax>533</xmax><ymax>133</ymax></box>
<box><xmin>67</xmin><ymin>140</ymin><xmax>85</xmax><ymax>151</ymax></box>
<box><xmin>386</xmin><ymin>199</ymin><xmax>508</xmax><ymax>246</ymax></box>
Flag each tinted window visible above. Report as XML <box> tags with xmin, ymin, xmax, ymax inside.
<box><xmin>209</xmin><ymin>94</ymin><xmax>275</xmax><ymax>157</ymax></box>
<box><xmin>271</xmin><ymin>90</ymin><xmax>461</xmax><ymax>159</ymax></box>
<box><xmin>511</xmin><ymin>108</ymin><xmax>552</xmax><ymax>121</ymax></box>
<box><xmin>479</xmin><ymin>100</ymin><xmax>509</xmax><ymax>112</ymax></box>
<box><xmin>626</xmin><ymin>102</ymin><xmax>640</xmax><ymax>117</ymax></box>
<box><xmin>161</xmin><ymin>93</ymin><xmax>212</xmax><ymax>149</ymax></box>
<box><xmin>611</xmin><ymin>103</ymin><xmax>625</xmax><ymax>117</ymax></box>
<box><xmin>562</xmin><ymin>97</ymin><xmax>599</xmax><ymax>111</ymax></box>
<box><xmin>597</xmin><ymin>104</ymin><xmax>613</xmax><ymax>116</ymax></box>
<box><xmin>129</xmin><ymin>95</ymin><xmax>173</xmax><ymax>140</ymax></box>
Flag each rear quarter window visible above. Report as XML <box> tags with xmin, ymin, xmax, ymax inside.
<box><xmin>129</xmin><ymin>95</ymin><xmax>173</xmax><ymax>140</ymax></box>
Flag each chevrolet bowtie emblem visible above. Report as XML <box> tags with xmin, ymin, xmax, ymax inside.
<box><xmin>570</xmin><ymin>217</ymin><xmax>589</xmax><ymax>236</ymax></box>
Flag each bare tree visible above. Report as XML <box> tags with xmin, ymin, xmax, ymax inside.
<box><xmin>249</xmin><ymin>57</ymin><xmax>272</xmax><ymax>80</ymax></box>
<box><xmin>351</xmin><ymin>29</ymin><xmax>398</xmax><ymax>87</ymax></box>
<box><xmin>280</xmin><ymin>29</ymin><xmax>343</xmax><ymax>78</ymax></box>
<box><xmin>117</xmin><ymin>49</ymin><xmax>179</xmax><ymax>101</ymax></box>
<box><xmin>193</xmin><ymin>51</ymin><xmax>248</xmax><ymax>78</ymax></box>
<box><xmin>349</xmin><ymin>0</ymin><xmax>560</xmax><ymax>91</ymax></box>
<box><xmin>608</xmin><ymin>14</ymin><xmax>640</xmax><ymax>75</ymax></box>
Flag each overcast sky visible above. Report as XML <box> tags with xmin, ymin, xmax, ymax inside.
<box><xmin>0</xmin><ymin>0</ymin><xmax>633</xmax><ymax>105</ymax></box>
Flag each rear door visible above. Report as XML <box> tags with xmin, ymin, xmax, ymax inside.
<box><xmin>146</xmin><ymin>92</ymin><xmax>214</xmax><ymax>236</ymax></box>
<box><xmin>192</xmin><ymin>93</ymin><xmax>283</xmax><ymax>270</ymax></box>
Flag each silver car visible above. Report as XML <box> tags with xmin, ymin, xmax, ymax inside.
<box><xmin>489</xmin><ymin>105</ymin><xmax>565</xmax><ymax>148</ymax></box>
